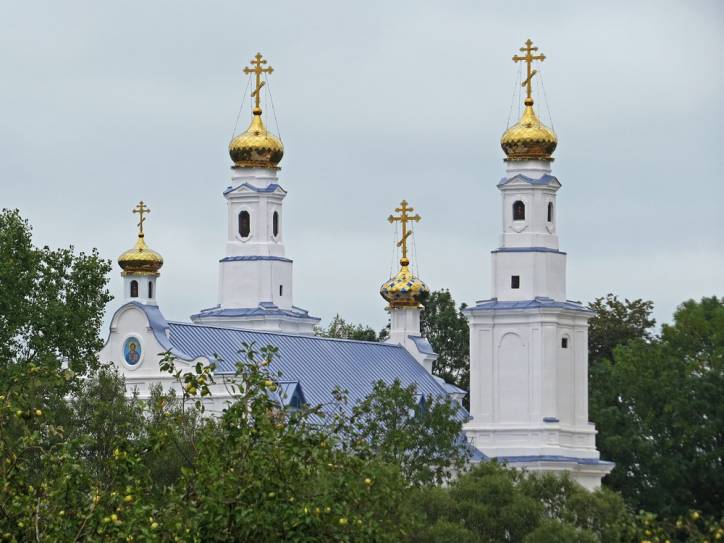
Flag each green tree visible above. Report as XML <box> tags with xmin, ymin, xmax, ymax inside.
<box><xmin>348</xmin><ymin>379</ymin><xmax>468</xmax><ymax>486</ymax></box>
<box><xmin>408</xmin><ymin>462</ymin><xmax>633</xmax><ymax>542</ymax></box>
<box><xmin>0</xmin><ymin>209</ymin><xmax>112</xmax><ymax>375</ymax></box>
<box><xmin>315</xmin><ymin>314</ymin><xmax>379</xmax><ymax>341</ymax></box>
<box><xmin>592</xmin><ymin>297</ymin><xmax>724</xmax><ymax>517</ymax></box>
<box><xmin>587</xmin><ymin>293</ymin><xmax>656</xmax><ymax>365</ymax></box>
<box><xmin>420</xmin><ymin>290</ymin><xmax>469</xmax><ymax>393</ymax></box>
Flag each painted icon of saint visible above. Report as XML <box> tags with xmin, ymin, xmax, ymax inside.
<box><xmin>123</xmin><ymin>337</ymin><xmax>142</xmax><ymax>366</ymax></box>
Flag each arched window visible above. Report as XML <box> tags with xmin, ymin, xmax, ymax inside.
<box><xmin>547</xmin><ymin>202</ymin><xmax>554</xmax><ymax>222</ymax></box>
<box><xmin>513</xmin><ymin>200</ymin><xmax>525</xmax><ymax>221</ymax></box>
<box><xmin>273</xmin><ymin>211</ymin><xmax>279</xmax><ymax>237</ymax></box>
<box><xmin>130</xmin><ymin>280</ymin><xmax>139</xmax><ymax>298</ymax></box>
<box><xmin>148</xmin><ymin>281</ymin><xmax>153</xmax><ymax>298</ymax></box>
<box><xmin>279</xmin><ymin>284</ymin><xmax>283</xmax><ymax>296</ymax></box>
<box><xmin>239</xmin><ymin>211</ymin><xmax>251</xmax><ymax>238</ymax></box>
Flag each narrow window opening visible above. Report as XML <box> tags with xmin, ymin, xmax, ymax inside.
<box><xmin>130</xmin><ymin>280</ymin><xmax>139</xmax><ymax>298</ymax></box>
<box><xmin>279</xmin><ymin>285</ymin><xmax>283</xmax><ymax>296</ymax></box>
<box><xmin>148</xmin><ymin>281</ymin><xmax>153</xmax><ymax>298</ymax></box>
<box><xmin>511</xmin><ymin>275</ymin><xmax>520</xmax><ymax>289</ymax></box>
<box><xmin>561</xmin><ymin>337</ymin><xmax>569</xmax><ymax>349</ymax></box>
<box><xmin>273</xmin><ymin>211</ymin><xmax>279</xmax><ymax>237</ymax></box>
<box><xmin>513</xmin><ymin>200</ymin><xmax>525</xmax><ymax>221</ymax></box>
<box><xmin>238</xmin><ymin>211</ymin><xmax>251</xmax><ymax>238</ymax></box>
<box><xmin>547</xmin><ymin>202</ymin><xmax>554</xmax><ymax>222</ymax></box>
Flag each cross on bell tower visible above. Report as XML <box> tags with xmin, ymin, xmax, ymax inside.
<box><xmin>513</xmin><ymin>39</ymin><xmax>546</xmax><ymax>103</ymax></box>
<box><xmin>133</xmin><ymin>201</ymin><xmax>150</xmax><ymax>237</ymax></box>
<box><xmin>387</xmin><ymin>200</ymin><xmax>421</xmax><ymax>263</ymax></box>
<box><xmin>243</xmin><ymin>52</ymin><xmax>274</xmax><ymax>112</ymax></box>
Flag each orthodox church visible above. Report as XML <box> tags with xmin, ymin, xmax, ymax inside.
<box><xmin>99</xmin><ymin>42</ymin><xmax>612</xmax><ymax>489</ymax></box>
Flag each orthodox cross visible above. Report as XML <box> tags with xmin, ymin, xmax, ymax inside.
<box><xmin>133</xmin><ymin>201</ymin><xmax>150</xmax><ymax>237</ymax></box>
<box><xmin>512</xmin><ymin>39</ymin><xmax>546</xmax><ymax>102</ymax></box>
<box><xmin>243</xmin><ymin>52</ymin><xmax>274</xmax><ymax>110</ymax></box>
<box><xmin>388</xmin><ymin>200</ymin><xmax>421</xmax><ymax>262</ymax></box>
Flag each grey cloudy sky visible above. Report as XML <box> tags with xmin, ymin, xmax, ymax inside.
<box><xmin>1</xmin><ymin>0</ymin><xmax>722</xmax><ymax>332</ymax></box>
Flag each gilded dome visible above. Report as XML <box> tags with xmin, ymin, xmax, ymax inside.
<box><xmin>380</xmin><ymin>257</ymin><xmax>429</xmax><ymax>308</ymax></box>
<box><xmin>118</xmin><ymin>235</ymin><xmax>163</xmax><ymax>276</ymax></box>
<box><xmin>501</xmin><ymin>98</ymin><xmax>557</xmax><ymax>161</ymax></box>
<box><xmin>229</xmin><ymin>107</ymin><xmax>284</xmax><ymax>169</ymax></box>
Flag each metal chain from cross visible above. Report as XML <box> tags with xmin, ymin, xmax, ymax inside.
<box><xmin>133</xmin><ymin>201</ymin><xmax>151</xmax><ymax>237</ymax></box>
<box><xmin>243</xmin><ymin>52</ymin><xmax>274</xmax><ymax>111</ymax></box>
<box><xmin>512</xmin><ymin>39</ymin><xmax>546</xmax><ymax>102</ymax></box>
<box><xmin>388</xmin><ymin>200</ymin><xmax>421</xmax><ymax>263</ymax></box>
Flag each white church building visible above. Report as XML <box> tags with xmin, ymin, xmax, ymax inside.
<box><xmin>99</xmin><ymin>44</ymin><xmax>612</xmax><ymax>489</ymax></box>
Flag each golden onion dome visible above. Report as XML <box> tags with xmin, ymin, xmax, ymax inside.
<box><xmin>229</xmin><ymin>107</ymin><xmax>284</xmax><ymax>169</ymax></box>
<box><xmin>118</xmin><ymin>235</ymin><xmax>163</xmax><ymax>276</ymax></box>
<box><xmin>380</xmin><ymin>257</ymin><xmax>429</xmax><ymax>308</ymax></box>
<box><xmin>501</xmin><ymin>98</ymin><xmax>557</xmax><ymax>161</ymax></box>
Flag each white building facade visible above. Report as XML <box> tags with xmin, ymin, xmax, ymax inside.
<box><xmin>463</xmin><ymin>40</ymin><xmax>612</xmax><ymax>490</ymax></box>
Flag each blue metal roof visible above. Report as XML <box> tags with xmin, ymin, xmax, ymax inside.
<box><xmin>166</xmin><ymin>320</ymin><xmax>455</xmax><ymax>417</ymax></box>
<box><xmin>497</xmin><ymin>173</ymin><xmax>560</xmax><ymax>188</ymax></box>
<box><xmin>220</xmin><ymin>256</ymin><xmax>293</xmax><ymax>263</ymax></box>
<box><xmin>408</xmin><ymin>335</ymin><xmax>435</xmax><ymax>355</ymax></box>
<box><xmin>492</xmin><ymin>247</ymin><xmax>566</xmax><ymax>255</ymax></box>
<box><xmin>467</xmin><ymin>297</ymin><xmax>591</xmax><ymax>314</ymax></box>
<box><xmin>190</xmin><ymin>302</ymin><xmax>319</xmax><ymax>322</ymax></box>
<box><xmin>496</xmin><ymin>455</ymin><xmax>614</xmax><ymax>466</ymax></box>
<box><xmin>223</xmin><ymin>182</ymin><xmax>286</xmax><ymax>195</ymax></box>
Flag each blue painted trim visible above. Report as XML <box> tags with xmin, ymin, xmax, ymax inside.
<box><xmin>220</xmin><ymin>256</ymin><xmax>293</xmax><ymax>263</ymax></box>
<box><xmin>492</xmin><ymin>247</ymin><xmax>567</xmax><ymax>255</ymax></box>
<box><xmin>497</xmin><ymin>173</ymin><xmax>560</xmax><ymax>188</ymax></box>
<box><xmin>467</xmin><ymin>297</ymin><xmax>592</xmax><ymax>313</ymax></box>
<box><xmin>223</xmin><ymin>182</ymin><xmax>286</xmax><ymax>195</ymax></box>
<box><xmin>496</xmin><ymin>455</ymin><xmax>614</xmax><ymax>466</ymax></box>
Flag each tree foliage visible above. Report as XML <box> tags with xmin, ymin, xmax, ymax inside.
<box><xmin>591</xmin><ymin>296</ymin><xmax>724</xmax><ymax>518</ymax></box>
<box><xmin>0</xmin><ymin>209</ymin><xmax>112</xmax><ymax>375</ymax></box>
<box><xmin>420</xmin><ymin>290</ymin><xmax>470</xmax><ymax>393</ymax></box>
<box><xmin>315</xmin><ymin>314</ymin><xmax>379</xmax><ymax>342</ymax></box>
<box><xmin>348</xmin><ymin>380</ymin><xmax>468</xmax><ymax>486</ymax></box>
<box><xmin>587</xmin><ymin>293</ymin><xmax>656</xmax><ymax>365</ymax></box>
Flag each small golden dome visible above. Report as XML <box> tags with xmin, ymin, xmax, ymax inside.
<box><xmin>118</xmin><ymin>235</ymin><xmax>163</xmax><ymax>276</ymax></box>
<box><xmin>229</xmin><ymin>107</ymin><xmax>284</xmax><ymax>169</ymax></box>
<box><xmin>501</xmin><ymin>98</ymin><xmax>557</xmax><ymax>161</ymax></box>
<box><xmin>380</xmin><ymin>257</ymin><xmax>429</xmax><ymax>308</ymax></box>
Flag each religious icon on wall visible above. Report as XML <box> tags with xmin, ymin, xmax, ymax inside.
<box><xmin>123</xmin><ymin>337</ymin><xmax>142</xmax><ymax>366</ymax></box>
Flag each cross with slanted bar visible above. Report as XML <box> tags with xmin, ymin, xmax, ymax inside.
<box><xmin>513</xmin><ymin>39</ymin><xmax>546</xmax><ymax>102</ymax></box>
<box><xmin>133</xmin><ymin>201</ymin><xmax>150</xmax><ymax>237</ymax></box>
<box><xmin>243</xmin><ymin>52</ymin><xmax>274</xmax><ymax>111</ymax></box>
<box><xmin>388</xmin><ymin>200</ymin><xmax>421</xmax><ymax>262</ymax></box>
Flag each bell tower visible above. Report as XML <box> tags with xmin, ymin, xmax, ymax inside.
<box><xmin>191</xmin><ymin>53</ymin><xmax>319</xmax><ymax>333</ymax></box>
<box><xmin>117</xmin><ymin>201</ymin><xmax>163</xmax><ymax>305</ymax></box>
<box><xmin>464</xmin><ymin>40</ymin><xmax>612</xmax><ymax>490</ymax></box>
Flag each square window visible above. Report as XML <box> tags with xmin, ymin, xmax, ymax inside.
<box><xmin>511</xmin><ymin>275</ymin><xmax>520</xmax><ymax>289</ymax></box>
<box><xmin>561</xmin><ymin>337</ymin><xmax>568</xmax><ymax>348</ymax></box>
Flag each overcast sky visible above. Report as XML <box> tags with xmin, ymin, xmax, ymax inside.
<box><xmin>1</xmin><ymin>1</ymin><xmax>722</xmax><ymax>333</ymax></box>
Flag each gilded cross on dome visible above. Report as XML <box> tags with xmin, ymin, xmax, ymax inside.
<box><xmin>513</xmin><ymin>39</ymin><xmax>546</xmax><ymax>102</ymax></box>
<box><xmin>388</xmin><ymin>200</ymin><xmax>421</xmax><ymax>263</ymax></box>
<box><xmin>243</xmin><ymin>52</ymin><xmax>274</xmax><ymax>111</ymax></box>
<box><xmin>133</xmin><ymin>201</ymin><xmax>150</xmax><ymax>237</ymax></box>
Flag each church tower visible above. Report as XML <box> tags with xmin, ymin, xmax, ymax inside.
<box><xmin>117</xmin><ymin>201</ymin><xmax>163</xmax><ymax>305</ymax></box>
<box><xmin>380</xmin><ymin>200</ymin><xmax>437</xmax><ymax>373</ymax></box>
<box><xmin>463</xmin><ymin>41</ymin><xmax>612</xmax><ymax>489</ymax></box>
<box><xmin>192</xmin><ymin>53</ymin><xmax>319</xmax><ymax>333</ymax></box>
